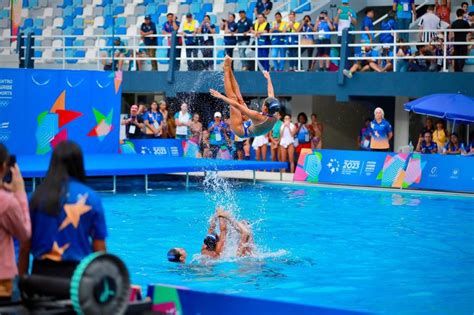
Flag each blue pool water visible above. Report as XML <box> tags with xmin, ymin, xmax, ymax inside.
<box><xmin>101</xmin><ymin>178</ymin><xmax>474</xmax><ymax>314</ymax></box>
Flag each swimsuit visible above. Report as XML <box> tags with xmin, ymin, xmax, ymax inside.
<box><xmin>242</xmin><ymin>115</ymin><xmax>277</xmax><ymax>138</ymax></box>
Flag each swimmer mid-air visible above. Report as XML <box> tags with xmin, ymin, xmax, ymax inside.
<box><xmin>210</xmin><ymin>56</ymin><xmax>281</xmax><ymax>139</ymax></box>
<box><xmin>167</xmin><ymin>208</ymin><xmax>254</xmax><ymax>263</ymax></box>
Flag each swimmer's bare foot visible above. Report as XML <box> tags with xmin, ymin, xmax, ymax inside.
<box><xmin>224</xmin><ymin>55</ymin><xmax>232</xmax><ymax>69</ymax></box>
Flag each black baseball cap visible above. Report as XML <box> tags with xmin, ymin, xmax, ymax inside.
<box><xmin>238</xmin><ymin>10</ymin><xmax>246</xmax><ymax>14</ymax></box>
<box><xmin>321</xmin><ymin>10</ymin><xmax>328</xmax><ymax>15</ymax></box>
<box><xmin>144</xmin><ymin>15</ymin><xmax>151</xmax><ymax>20</ymax></box>
<box><xmin>186</xmin><ymin>13</ymin><xmax>192</xmax><ymax>17</ymax></box>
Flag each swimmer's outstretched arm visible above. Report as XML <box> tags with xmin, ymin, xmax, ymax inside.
<box><xmin>262</xmin><ymin>71</ymin><xmax>274</xmax><ymax>98</ymax></box>
<box><xmin>210</xmin><ymin>89</ymin><xmax>262</xmax><ymax>121</ymax></box>
<box><xmin>215</xmin><ymin>217</ymin><xmax>227</xmax><ymax>255</ymax></box>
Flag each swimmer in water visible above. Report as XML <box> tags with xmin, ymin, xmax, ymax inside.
<box><xmin>218</xmin><ymin>210</ymin><xmax>255</xmax><ymax>257</ymax></box>
<box><xmin>210</xmin><ymin>56</ymin><xmax>280</xmax><ymax>139</ymax></box>
<box><xmin>201</xmin><ymin>208</ymin><xmax>228</xmax><ymax>259</ymax></box>
<box><xmin>167</xmin><ymin>248</ymin><xmax>187</xmax><ymax>263</ymax></box>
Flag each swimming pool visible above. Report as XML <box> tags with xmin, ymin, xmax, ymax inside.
<box><xmin>102</xmin><ymin>177</ymin><xmax>474</xmax><ymax>314</ymax></box>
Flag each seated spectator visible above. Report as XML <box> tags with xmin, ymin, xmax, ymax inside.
<box><xmin>279</xmin><ymin>114</ymin><xmax>296</xmax><ymax>173</ymax></box>
<box><xmin>101</xmin><ymin>37</ymin><xmax>129</xmax><ymax>71</ymax></box>
<box><xmin>208</xmin><ymin>112</ymin><xmax>228</xmax><ymax>159</ymax></box>
<box><xmin>396</xmin><ymin>39</ymin><xmax>412</xmax><ymax>72</ymax></box>
<box><xmin>200</xmin><ymin>130</ymin><xmax>212</xmax><ymax>158</ymax></box>
<box><xmin>174</xmin><ymin>103</ymin><xmax>191</xmax><ymax>140</ymax></box>
<box><xmin>270</xmin><ymin>12</ymin><xmax>287</xmax><ymax>72</ymax></box>
<box><xmin>361</xmin><ymin>8</ymin><xmax>375</xmax><ymax>43</ymax></box>
<box><xmin>0</xmin><ymin>144</ymin><xmax>30</xmax><ymax>302</ymax></box>
<box><xmin>295</xmin><ymin>112</ymin><xmax>311</xmax><ymax>155</ymax></box>
<box><xmin>468</xmin><ymin>11</ymin><xmax>474</xmax><ymax>27</ymax></box>
<box><xmin>419</xmin><ymin>117</ymin><xmax>434</xmax><ymax>139</ymax></box>
<box><xmin>269</xmin><ymin>112</ymin><xmax>282</xmax><ymax>162</ymax></box>
<box><xmin>379</xmin><ymin>11</ymin><xmax>397</xmax><ymax>46</ymax></box>
<box><xmin>189</xmin><ymin>113</ymin><xmax>203</xmax><ymax>144</ymax></box>
<box><xmin>121</xmin><ymin>104</ymin><xmax>145</xmax><ymax>139</ymax></box>
<box><xmin>22</xmin><ymin>141</ymin><xmax>107</xmax><ymax>279</ymax></box>
<box><xmin>469</xmin><ymin>132</ymin><xmax>474</xmax><ymax>154</ymax></box>
<box><xmin>179</xmin><ymin>13</ymin><xmax>200</xmax><ymax>71</ymax></box>
<box><xmin>379</xmin><ymin>45</ymin><xmax>394</xmax><ymax>72</ymax></box>
<box><xmin>144</xmin><ymin>101</ymin><xmax>163</xmax><ymax>138</ymax></box>
<box><xmin>314</xmin><ymin>11</ymin><xmax>335</xmax><ymax>72</ymax></box>
<box><xmin>308</xmin><ymin>114</ymin><xmax>323</xmax><ymax>149</ymax></box>
<box><xmin>435</xmin><ymin>0</ymin><xmax>452</xmax><ymax>25</ymax></box>
<box><xmin>199</xmin><ymin>15</ymin><xmax>216</xmax><ymax>71</ymax></box>
<box><xmin>134</xmin><ymin>40</ymin><xmax>148</xmax><ymax>71</ymax></box>
<box><xmin>343</xmin><ymin>42</ymin><xmax>383</xmax><ymax>78</ymax></box>
<box><xmin>358</xmin><ymin>118</ymin><xmax>372</xmax><ymax>150</ymax></box>
<box><xmin>416</xmin><ymin>131</ymin><xmax>438</xmax><ymax>154</ymax></box>
<box><xmin>409</xmin><ymin>45</ymin><xmax>433</xmax><ymax>72</ymax></box>
<box><xmin>432</xmin><ymin>120</ymin><xmax>448</xmax><ymax>150</ymax></box>
<box><xmin>418</xmin><ymin>6</ymin><xmax>441</xmax><ymax>43</ymax></box>
<box><xmin>445</xmin><ymin>133</ymin><xmax>462</xmax><ymax>154</ymax></box>
<box><xmin>255</xmin><ymin>0</ymin><xmax>273</xmax><ymax>17</ymax></box>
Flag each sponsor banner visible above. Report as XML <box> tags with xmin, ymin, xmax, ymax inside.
<box><xmin>120</xmin><ymin>139</ymin><xmax>183</xmax><ymax>157</ymax></box>
<box><xmin>294</xmin><ymin>149</ymin><xmax>474</xmax><ymax>193</ymax></box>
<box><xmin>0</xmin><ymin>68</ymin><xmax>121</xmax><ymax>155</ymax></box>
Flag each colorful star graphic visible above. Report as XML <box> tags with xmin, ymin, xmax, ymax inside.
<box><xmin>41</xmin><ymin>241</ymin><xmax>70</xmax><ymax>262</ymax></box>
<box><xmin>59</xmin><ymin>194</ymin><xmax>92</xmax><ymax>231</ymax></box>
<box><xmin>87</xmin><ymin>108</ymin><xmax>114</xmax><ymax>141</ymax></box>
<box><xmin>35</xmin><ymin>90</ymin><xmax>83</xmax><ymax>154</ymax></box>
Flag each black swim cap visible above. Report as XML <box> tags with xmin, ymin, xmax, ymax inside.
<box><xmin>167</xmin><ymin>248</ymin><xmax>181</xmax><ymax>263</ymax></box>
<box><xmin>204</xmin><ymin>233</ymin><xmax>219</xmax><ymax>251</ymax></box>
<box><xmin>264</xmin><ymin>97</ymin><xmax>280</xmax><ymax>115</ymax></box>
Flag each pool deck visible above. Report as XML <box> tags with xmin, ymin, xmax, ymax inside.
<box><xmin>171</xmin><ymin>170</ymin><xmax>474</xmax><ymax>198</ymax></box>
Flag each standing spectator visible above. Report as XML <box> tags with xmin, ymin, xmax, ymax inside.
<box><xmin>270</xmin><ymin>12</ymin><xmax>287</xmax><ymax>72</ymax></box>
<box><xmin>343</xmin><ymin>42</ymin><xmax>383</xmax><ymax>78</ymax></box>
<box><xmin>379</xmin><ymin>45</ymin><xmax>394</xmax><ymax>71</ymax></box>
<box><xmin>200</xmin><ymin>130</ymin><xmax>212</xmax><ymax>158</ymax></box>
<box><xmin>315</xmin><ymin>10</ymin><xmax>335</xmax><ymax>72</ymax></box>
<box><xmin>252</xmin><ymin>14</ymin><xmax>271</xmax><ymax>71</ymax></box>
<box><xmin>189</xmin><ymin>113</ymin><xmax>203</xmax><ymax>144</ymax></box>
<box><xmin>179</xmin><ymin>13</ymin><xmax>200</xmax><ymax>71</ymax></box>
<box><xmin>299</xmin><ymin>15</ymin><xmax>315</xmax><ymax>71</ymax></box>
<box><xmin>0</xmin><ymin>144</ymin><xmax>30</xmax><ymax>302</ymax></box>
<box><xmin>418</xmin><ymin>6</ymin><xmax>441</xmax><ymax>43</ymax></box>
<box><xmin>199</xmin><ymin>15</ymin><xmax>216</xmax><ymax>71</ymax></box>
<box><xmin>236</xmin><ymin>10</ymin><xmax>252</xmax><ymax>71</ymax></box>
<box><xmin>22</xmin><ymin>141</ymin><xmax>107</xmax><ymax>278</ymax></box>
<box><xmin>221</xmin><ymin>14</ymin><xmax>238</xmax><ymax>70</ymax></box>
<box><xmin>419</xmin><ymin>117</ymin><xmax>434</xmax><ymax>138</ymax></box>
<box><xmin>334</xmin><ymin>0</ymin><xmax>357</xmax><ymax>42</ymax></box>
<box><xmin>461</xmin><ymin>2</ymin><xmax>469</xmax><ymax>21</ymax></box>
<box><xmin>358</xmin><ymin>118</ymin><xmax>372</xmax><ymax>150</ymax></box>
<box><xmin>144</xmin><ymin>101</ymin><xmax>163</xmax><ymax>138</ymax></box>
<box><xmin>380</xmin><ymin>11</ymin><xmax>397</xmax><ymax>46</ymax></box>
<box><xmin>369</xmin><ymin>107</ymin><xmax>393</xmax><ymax>151</ymax></box>
<box><xmin>137</xmin><ymin>104</ymin><xmax>148</xmax><ymax>135</ymax></box>
<box><xmin>435</xmin><ymin>0</ymin><xmax>452</xmax><ymax>25</ymax></box>
<box><xmin>285</xmin><ymin>11</ymin><xmax>301</xmax><ymax>71</ymax></box>
<box><xmin>432</xmin><ymin>120</ymin><xmax>448</xmax><ymax>150</ymax></box>
<box><xmin>121</xmin><ymin>104</ymin><xmax>145</xmax><ymax>139</ymax></box>
<box><xmin>451</xmin><ymin>9</ymin><xmax>471</xmax><ymax>72</ymax></box>
<box><xmin>393</xmin><ymin>0</ymin><xmax>416</xmax><ymax>43</ymax></box>
<box><xmin>308</xmin><ymin>114</ymin><xmax>324</xmax><ymax>149</ymax></box>
<box><xmin>159</xmin><ymin>100</ymin><xmax>170</xmax><ymax>138</ymax></box>
<box><xmin>416</xmin><ymin>131</ymin><xmax>438</xmax><ymax>153</ymax></box>
<box><xmin>140</xmin><ymin>15</ymin><xmax>158</xmax><ymax>71</ymax></box>
<box><xmin>162</xmin><ymin>13</ymin><xmax>181</xmax><ymax>71</ymax></box>
<box><xmin>252</xmin><ymin>133</ymin><xmax>269</xmax><ymax>162</ymax></box>
<box><xmin>361</xmin><ymin>8</ymin><xmax>375</xmax><ymax>42</ymax></box>
<box><xmin>208</xmin><ymin>112</ymin><xmax>228</xmax><ymax>158</ymax></box>
<box><xmin>445</xmin><ymin>133</ymin><xmax>461</xmax><ymax>154</ymax></box>
<box><xmin>174</xmin><ymin>103</ymin><xmax>192</xmax><ymax>140</ymax></box>
<box><xmin>295</xmin><ymin>112</ymin><xmax>311</xmax><ymax>155</ymax></box>
<box><xmin>269</xmin><ymin>112</ymin><xmax>282</xmax><ymax>161</ymax></box>
<box><xmin>279</xmin><ymin>114</ymin><xmax>296</xmax><ymax>173</ymax></box>
<box><xmin>254</xmin><ymin>0</ymin><xmax>273</xmax><ymax>17</ymax></box>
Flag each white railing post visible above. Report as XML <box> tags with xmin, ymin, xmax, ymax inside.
<box><xmin>132</xmin><ymin>35</ymin><xmax>136</xmax><ymax>71</ymax></box>
<box><xmin>443</xmin><ymin>29</ymin><xmax>447</xmax><ymax>72</ymax></box>
<box><xmin>254</xmin><ymin>36</ymin><xmax>258</xmax><ymax>71</ymax></box>
<box><xmin>393</xmin><ymin>31</ymin><xmax>397</xmax><ymax>72</ymax></box>
<box><xmin>297</xmin><ymin>33</ymin><xmax>301</xmax><ymax>71</ymax></box>
<box><xmin>62</xmin><ymin>38</ymin><xmax>66</xmax><ymax>69</ymax></box>
<box><xmin>213</xmin><ymin>37</ymin><xmax>217</xmax><ymax>71</ymax></box>
<box><xmin>97</xmin><ymin>48</ymin><xmax>100</xmax><ymax>70</ymax></box>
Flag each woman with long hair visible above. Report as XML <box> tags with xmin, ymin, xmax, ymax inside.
<box><xmin>279</xmin><ymin>114</ymin><xmax>296</xmax><ymax>173</ymax></box>
<box><xmin>159</xmin><ymin>100</ymin><xmax>170</xmax><ymax>138</ymax></box>
<box><xmin>20</xmin><ymin>141</ymin><xmax>107</xmax><ymax>278</ymax></box>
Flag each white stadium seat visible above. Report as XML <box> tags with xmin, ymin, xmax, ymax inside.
<box><xmin>52</xmin><ymin>17</ymin><xmax>63</xmax><ymax>28</ymax></box>
<box><xmin>94</xmin><ymin>16</ymin><xmax>104</xmax><ymax>28</ymax></box>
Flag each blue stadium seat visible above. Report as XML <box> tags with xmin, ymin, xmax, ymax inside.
<box><xmin>156</xmin><ymin>4</ymin><xmax>167</xmax><ymax>15</ymax></box>
<box><xmin>23</xmin><ymin>18</ymin><xmax>34</xmax><ymax>28</ymax></box>
<box><xmin>28</xmin><ymin>0</ymin><xmax>38</xmax><ymax>8</ymax></box>
<box><xmin>74</xmin><ymin>7</ymin><xmax>83</xmax><ymax>16</ymax></box>
<box><xmin>183</xmin><ymin>0</ymin><xmax>192</xmax><ymax>4</ymax></box>
<box><xmin>73</xmin><ymin>28</ymin><xmax>83</xmax><ymax>35</ymax></box>
<box><xmin>33</xmin><ymin>28</ymin><xmax>42</xmax><ymax>36</ymax></box>
<box><xmin>61</xmin><ymin>16</ymin><xmax>73</xmax><ymax>30</ymax></box>
<box><xmin>201</xmin><ymin>3</ymin><xmax>212</xmax><ymax>13</ymax></box>
<box><xmin>226</xmin><ymin>0</ymin><xmax>238</xmax><ymax>3</ymax></box>
<box><xmin>73</xmin><ymin>17</ymin><xmax>84</xmax><ymax>28</ymax></box>
<box><xmin>73</xmin><ymin>39</ymin><xmax>84</xmax><ymax>46</ymax></box>
<box><xmin>190</xmin><ymin>2</ymin><xmax>200</xmax><ymax>14</ymax></box>
<box><xmin>72</xmin><ymin>0</ymin><xmax>82</xmax><ymax>6</ymax></box>
<box><xmin>34</xmin><ymin>50</ymin><xmax>42</xmax><ymax>58</ymax></box>
<box><xmin>57</xmin><ymin>0</ymin><xmax>72</xmax><ymax>8</ymax></box>
<box><xmin>158</xmin><ymin>14</ymin><xmax>167</xmax><ymax>25</ymax></box>
<box><xmin>209</xmin><ymin>14</ymin><xmax>217</xmax><ymax>24</ymax></box>
<box><xmin>75</xmin><ymin>50</ymin><xmax>85</xmax><ymax>59</ymax></box>
<box><xmin>145</xmin><ymin>4</ymin><xmax>157</xmax><ymax>15</ymax></box>
<box><xmin>236</xmin><ymin>3</ymin><xmax>246</xmax><ymax>11</ymax></box>
<box><xmin>103</xmin><ymin>15</ymin><xmax>114</xmax><ymax>28</ymax></box>
<box><xmin>65</xmin><ymin>49</ymin><xmax>77</xmax><ymax>64</ymax></box>
<box><xmin>194</xmin><ymin>12</ymin><xmax>204</xmax><ymax>23</ymax></box>
<box><xmin>63</xmin><ymin>6</ymin><xmax>74</xmax><ymax>16</ymax></box>
<box><xmin>115</xmin><ymin>27</ymin><xmax>127</xmax><ymax>35</ymax></box>
<box><xmin>295</xmin><ymin>0</ymin><xmax>310</xmax><ymax>13</ymax></box>
<box><xmin>112</xmin><ymin>0</ymin><xmax>123</xmax><ymax>4</ymax></box>
<box><xmin>116</xmin><ymin>16</ymin><xmax>126</xmax><ymax>26</ymax></box>
<box><xmin>64</xmin><ymin>37</ymin><xmax>75</xmax><ymax>47</ymax></box>
<box><xmin>113</xmin><ymin>5</ymin><xmax>124</xmax><ymax>15</ymax></box>
<box><xmin>98</xmin><ymin>0</ymin><xmax>111</xmax><ymax>7</ymax></box>
<box><xmin>22</xmin><ymin>0</ymin><xmax>29</xmax><ymax>7</ymax></box>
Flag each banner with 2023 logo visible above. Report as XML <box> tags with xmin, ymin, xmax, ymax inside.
<box><xmin>0</xmin><ymin>68</ymin><xmax>121</xmax><ymax>155</ymax></box>
<box><xmin>294</xmin><ymin>149</ymin><xmax>474</xmax><ymax>193</ymax></box>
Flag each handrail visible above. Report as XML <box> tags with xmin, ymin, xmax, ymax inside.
<box><xmin>282</xmin><ymin>0</ymin><xmax>311</xmax><ymax>19</ymax></box>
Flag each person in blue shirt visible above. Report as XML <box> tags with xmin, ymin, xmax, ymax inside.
<box><xmin>161</xmin><ymin>13</ymin><xmax>181</xmax><ymax>71</ymax></box>
<box><xmin>144</xmin><ymin>101</ymin><xmax>163</xmax><ymax>138</ymax></box>
<box><xmin>380</xmin><ymin>11</ymin><xmax>397</xmax><ymax>45</ymax></box>
<box><xmin>254</xmin><ymin>0</ymin><xmax>273</xmax><ymax>16</ymax></box>
<box><xmin>299</xmin><ymin>15</ymin><xmax>314</xmax><ymax>71</ymax></box>
<box><xmin>270</xmin><ymin>12</ymin><xmax>287</xmax><ymax>72</ymax></box>
<box><xmin>361</xmin><ymin>8</ymin><xmax>375</xmax><ymax>42</ymax></box>
<box><xmin>221</xmin><ymin>13</ymin><xmax>238</xmax><ymax>69</ymax></box>
<box><xmin>369</xmin><ymin>107</ymin><xmax>393</xmax><ymax>151</ymax></box>
<box><xmin>314</xmin><ymin>10</ymin><xmax>335</xmax><ymax>71</ymax></box>
<box><xmin>199</xmin><ymin>15</ymin><xmax>216</xmax><ymax>70</ymax></box>
<box><xmin>379</xmin><ymin>45</ymin><xmax>394</xmax><ymax>71</ymax></box>
<box><xmin>140</xmin><ymin>15</ymin><xmax>158</xmax><ymax>71</ymax></box>
<box><xmin>21</xmin><ymin>141</ymin><xmax>107</xmax><ymax>278</ymax></box>
<box><xmin>393</xmin><ymin>0</ymin><xmax>417</xmax><ymax>42</ymax></box>
<box><xmin>251</xmin><ymin>14</ymin><xmax>271</xmax><ymax>71</ymax></box>
<box><xmin>208</xmin><ymin>112</ymin><xmax>229</xmax><ymax>159</ymax></box>
<box><xmin>416</xmin><ymin>131</ymin><xmax>438</xmax><ymax>154</ymax></box>
<box><xmin>236</xmin><ymin>10</ymin><xmax>252</xmax><ymax>71</ymax></box>
<box><xmin>343</xmin><ymin>41</ymin><xmax>384</xmax><ymax>78</ymax></box>
<box><xmin>445</xmin><ymin>133</ymin><xmax>462</xmax><ymax>155</ymax></box>
<box><xmin>358</xmin><ymin>118</ymin><xmax>372</xmax><ymax>150</ymax></box>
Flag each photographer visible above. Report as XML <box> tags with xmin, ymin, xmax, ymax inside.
<box><xmin>0</xmin><ymin>144</ymin><xmax>30</xmax><ymax>302</ymax></box>
<box><xmin>121</xmin><ymin>104</ymin><xmax>145</xmax><ymax>139</ymax></box>
<box><xmin>221</xmin><ymin>13</ymin><xmax>238</xmax><ymax>69</ymax></box>
<box><xmin>315</xmin><ymin>10</ymin><xmax>335</xmax><ymax>72</ymax></box>
<box><xmin>199</xmin><ymin>15</ymin><xmax>216</xmax><ymax>70</ymax></box>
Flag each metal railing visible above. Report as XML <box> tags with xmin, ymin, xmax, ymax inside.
<box><xmin>3</xmin><ymin>28</ymin><xmax>473</xmax><ymax>72</ymax></box>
